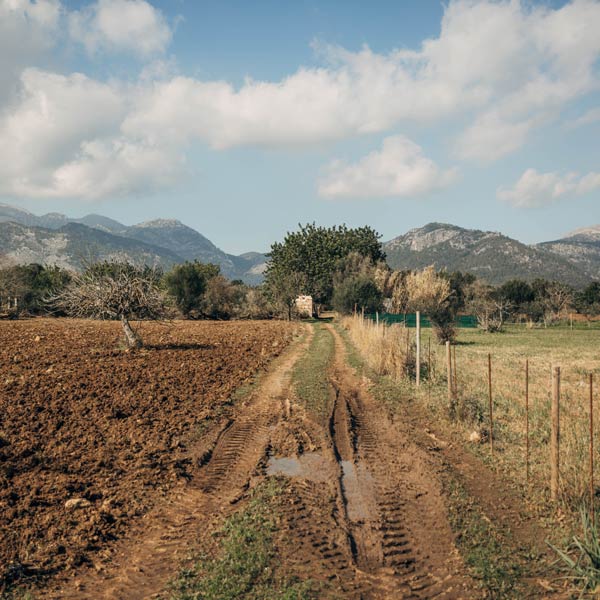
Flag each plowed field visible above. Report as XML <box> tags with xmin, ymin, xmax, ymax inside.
<box><xmin>0</xmin><ymin>319</ymin><xmax>298</xmax><ymax>591</ymax></box>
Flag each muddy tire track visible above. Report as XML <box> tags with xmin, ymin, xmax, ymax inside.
<box><xmin>269</xmin><ymin>324</ymin><xmax>478</xmax><ymax>599</ymax></box>
<box><xmin>327</xmin><ymin>324</ymin><xmax>476</xmax><ymax>599</ymax></box>
<box><xmin>48</xmin><ymin>325</ymin><xmax>313</xmax><ymax>600</ymax></box>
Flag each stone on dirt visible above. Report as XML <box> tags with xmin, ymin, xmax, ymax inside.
<box><xmin>65</xmin><ymin>498</ymin><xmax>92</xmax><ymax>510</ymax></box>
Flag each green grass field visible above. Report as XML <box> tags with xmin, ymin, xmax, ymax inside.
<box><xmin>418</xmin><ymin>325</ymin><xmax>600</xmax><ymax>509</ymax></box>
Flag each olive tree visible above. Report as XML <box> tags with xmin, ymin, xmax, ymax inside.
<box><xmin>53</xmin><ymin>262</ymin><xmax>167</xmax><ymax>348</ymax></box>
<box><xmin>164</xmin><ymin>261</ymin><xmax>219</xmax><ymax>317</ymax></box>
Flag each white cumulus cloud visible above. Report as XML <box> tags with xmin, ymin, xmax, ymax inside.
<box><xmin>0</xmin><ymin>69</ymin><xmax>181</xmax><ymax>199</ymax></box>
<box><xmin>497</xmin><ymin>168</ymin><xmax>600</xmax><ymax>208</ymax></box>
<box><xmin>122</xmin><ymin>0</ymin><xmax>600</xmax><ymax>152</ymax></box>
<box><xmin>2</xmin><ymin>0</ymin><xmax>600</xmax><ymax>200</ymax></box>
<box><xmin>317</xmin><ymin>136</ymin><xmax>458</xmax><ymax>199</ymax></box>
<box><xmin>69</xmin><ymin>0</ymin><xmax>172</xmax><ymax>58</ymax></box>
<box><xmin>0</xmin><ymin>0</ymin><xmax>61</xmax><ymax>104</ymax></box>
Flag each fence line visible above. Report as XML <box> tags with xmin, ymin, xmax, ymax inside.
<box><xmin>346</xmin><ymin>313</ymin><xmax>599</xmax><ymax>506</ymax></box>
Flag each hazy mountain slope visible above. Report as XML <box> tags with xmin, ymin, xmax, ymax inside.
<box><xmin>537</xmin><ymin>225</ymin><xmax>600</xmax><ymax>280</ymax></box>
<box><xmin>0</xmin><ymin>222</ymin><xmax>183</xmax><ymax>270</ymax></box>
<box><xmin>75</xmin><ymin>214</ymin><xmax>127</xmax><ymax>234</ymax></box>
<box><xmin>0</xmin><ymin>204</ymin><xmax>267</xmax><ymax>283</ymax></box>
<box><xmin>126</xmin><ymin>219</ymin><xmax>268</xmax><ymax>281</ymax></box>
<box><xmin>0</xmin><ymin>221</ymin><xmax>72</xmax><ymax>268</ymax></box>
<box><xmin>127</xmin><ymin>219</ymin><xmax>227</xmax><ymax>263</ymax></box>
<box><xmin>0</xmin><ymin>204</ymin><xmax>48</xmax><ymax>228</ymax></box>
<box><xmin>384</xmin><ymin>223</ymin><xmax>591</xmax><ymax>287</ymax></box>
<box><xmin>562</xmin><ymin>225</ymin><xmax>600</xmax><ymax>243</ymax></box>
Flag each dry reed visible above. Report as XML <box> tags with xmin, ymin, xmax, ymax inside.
<box><xmin>340</xmin><ymin>314</ymin><xmax>414</xmax><ymax>380</ymax></box>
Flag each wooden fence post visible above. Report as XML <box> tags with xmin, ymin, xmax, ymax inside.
<box><xmin>551</xmin><ymin>366</ymin><xmax>561</xmax><ymax>502</ymax></box>
<box><xmin>446</xmin><ymin>341</ymin><xmax>453</xmax><ymax>413</ymax></box>
<box><xmin>453</xmin><ymin>345</ymin><xmax>458</xmax><ymax>397</ymax></box>
<box><xmin>525</xmin><ymin>359</ymin><xmax>529</xmax><ymax>483</ymax></box>
<box><xmin>488</xmin><ymin>353</ymin><xmax>493</xmax><ymax>455</ymax></box>
<box><xmin>590</xmin><ymin>373</ymin><xmax>595</xmax><ymax>525</ymax></box>
<box><xmin>416</xmin><ymin>311</ymin><xmax>421</xmax><ymax>387</ymax></box>
<box><xmin>427</xmin><ymin>336</ymin><xmax>432</xmax><ymax>402</ymax></box>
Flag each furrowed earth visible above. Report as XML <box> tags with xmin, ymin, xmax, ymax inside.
<box><xmin>1</xmin><ymin>318</ymin><xmax>562</xmax><ymax>599</ymax></box>
<box><xmin>0</xmin><ymin>319</ymin><xmax>298</xmax><ymax>593</ymax></box>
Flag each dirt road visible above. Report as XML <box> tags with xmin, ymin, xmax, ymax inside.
<box><xmin>47</xmin><ymin>322</ymin><xmax>481</xmax><ymax>599</ymax></box>
<box><xmin>268</xmin><ymin>324</ymin><xmax>477</xmax><ymax>599</ymax></box>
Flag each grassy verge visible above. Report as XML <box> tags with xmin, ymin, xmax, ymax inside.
<box><xmin>443</xmin><ymin>476</ymin><xmax>525</xmax><ymax>598</ymax></box>
<box><xmin>291</xmin><ymin>323</ymin><xmax>334</xmax><ymax>422</ymax></box>
<box><xmin>420</xmin><ymin>326</ymin><xmax>600</xmax><ymax>508</ymax></box>
<box><xmin>335</xmin><ymin>321</ymin><xmax>413</xmax><ymax>415</ymax></box>
<box><xmin>168</xmin><ymin>479</ymin><xmax>315</xmax><ymax>600</ymax></box>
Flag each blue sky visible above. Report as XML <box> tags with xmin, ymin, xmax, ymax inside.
<box><xmin>1</xmin><ymin>0</ymin><xmax>599</xmax><ymax>254</ymax></box>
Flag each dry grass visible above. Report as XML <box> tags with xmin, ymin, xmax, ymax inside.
<box><xmin>421</xmin><ymin>325</ymin><xmax>600</xmax><ymax>509</ymax></box>
<box><xmin>341</xmin><ymin>316</ymin><xmax>600</xmax><ymax>510</ymax></box>
<box><xmin>340</xmin><ymin>314</ymin><xmax>414</xmax><ymax>380</ymax></box>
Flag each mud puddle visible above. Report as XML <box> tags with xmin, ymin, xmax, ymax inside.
<box><xmin>267</xmin><ymin>452</ymin><xmax>336</xmax><ymax>483</ymax></box>
<box><xmin>340</xmin><ymin>460</ymin><xmax>376</xmax><ymax>522</ymax></box>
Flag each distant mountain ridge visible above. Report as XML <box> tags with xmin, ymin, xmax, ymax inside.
<box><xmin>0</xmin><ymin>203</ymin><xmax>267</xmax><ymax>284</ymax></box>
<box><xmin>383</xmin><ymin>222</ymin><xmax>594</xmax><ymax>287</ymax></box>
<box><xmin>2</xmin><ymin>203</ymin><xmax>600</xmax><ymax>287</ymax></box>
<box><xmin>536</xmin><ymin>226</ymin><xmax>600</xmax><ymax>283</ymax></box>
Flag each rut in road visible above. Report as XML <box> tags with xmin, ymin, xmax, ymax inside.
<box><xmin>52</xmin><ymin>321</ymin><xmax>477</xmax><ymax>599</ymax></box>
<box><xmin>269</xmin><ymin>324</ymin><xmax>478</xmax><ymax>599</ymax></box>
<box><xmin>49</xmin><ymin>325</ymin><xmax>313</xmax><ymax>600</ymax></box>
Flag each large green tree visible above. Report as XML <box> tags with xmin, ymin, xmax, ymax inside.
<box><xmin>164</xmin><ymin>261</ymin><xmax>220</xmax><ymax>317</ymax></box>
<box><xmin>265</xmin><ymin>223</ymin><xmax>385</xmax><ymax>306</ymax></box>
<box><xmin>332</xmin><ymin>275</ymin><xmax>383</xmax><ymax>315</ymax></box>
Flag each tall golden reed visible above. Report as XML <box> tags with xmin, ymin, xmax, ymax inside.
<box><xmin>340</xmin><ymin>314</ymin><xmax>414</xmax><ymax>380</ymax></box>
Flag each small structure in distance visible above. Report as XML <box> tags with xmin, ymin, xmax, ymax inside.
<box><xmin>295</xmin><ymin>295</ymin><xmax>315</xmax><ymax>318</ymax></box>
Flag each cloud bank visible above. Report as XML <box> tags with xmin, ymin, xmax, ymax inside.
<box><xmin>498</xmin><ymin>168</ymin><xmax>600</xmax><ymax>208</ymax></box>
<box><xmin>68</xmin><ymin>0</ymin><xmax>172</xmax><ymax>58</ymax></box>
<box><xmin>1</xmin><ymin>0</ymin><xmax>599</xmax><ymax>199</ymax></box>
<box><xmin>318</xmin><ymin>136</ymin><xmax>457</xmax><ymax>199</ymax></box>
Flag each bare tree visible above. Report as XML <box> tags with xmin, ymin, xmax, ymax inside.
<box><xmin>542</xmin><ymin>282</ymin><xmax>574</xmax><ymax>326</ymax></box>
<box><xmin>52</xmin><ymin>262</ymin><xmax>167</xmax><ymax>348</ymax></box>
<box><xmin>465</xmin><ymin>280</ymin><xmax>512</xmax><ymax>333</ymax></box>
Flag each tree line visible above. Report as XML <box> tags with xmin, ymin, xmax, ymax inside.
<box><xmin>2</xmin><ymin>222</ymin><xmax>600</xmax><ymax>347</ymax></box>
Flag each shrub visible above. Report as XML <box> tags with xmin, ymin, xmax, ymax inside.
<box><xmin>332</xmin><ymin>275</ymin><xmax>383</xmax><ymax>315</ymax></box>
<box><xmin>340</xmin><ymin>314</ymin><xmax>414</xmax><ymax>380</ymax></box>
<box><xmin>165</xmin><ymin>261</ymin><xmax>219</xmax><ymax>317</ymax></box>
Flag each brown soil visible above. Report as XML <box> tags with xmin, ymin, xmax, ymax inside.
<box><xmin>0</xmin><ymin>318</ymin><xmax>299</xmax><ymax>593</ymax></box>
<box><xmin>2</xmin><ymin>318</ymin><xmax>556</xmax><ymax>599</ymax></box>
<box><xmin>267</xmin><ymin>324</ymin><xmax>478</xmax><ymax>599</ymax></box>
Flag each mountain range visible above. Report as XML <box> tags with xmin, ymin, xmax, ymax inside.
<box><xmin>0</xmin><ymin>204</ymin><xmax>267</xmax><ymax>285</ymax></box>
<box><xmin>383</xmin><ymin>223</ymin><xmax>596</xmax><ymax>287</ymax></box>
<box><xmin>1</xmin><ymin>203</ymin><xmax>600</xmax><ymax>287</ymax></box>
